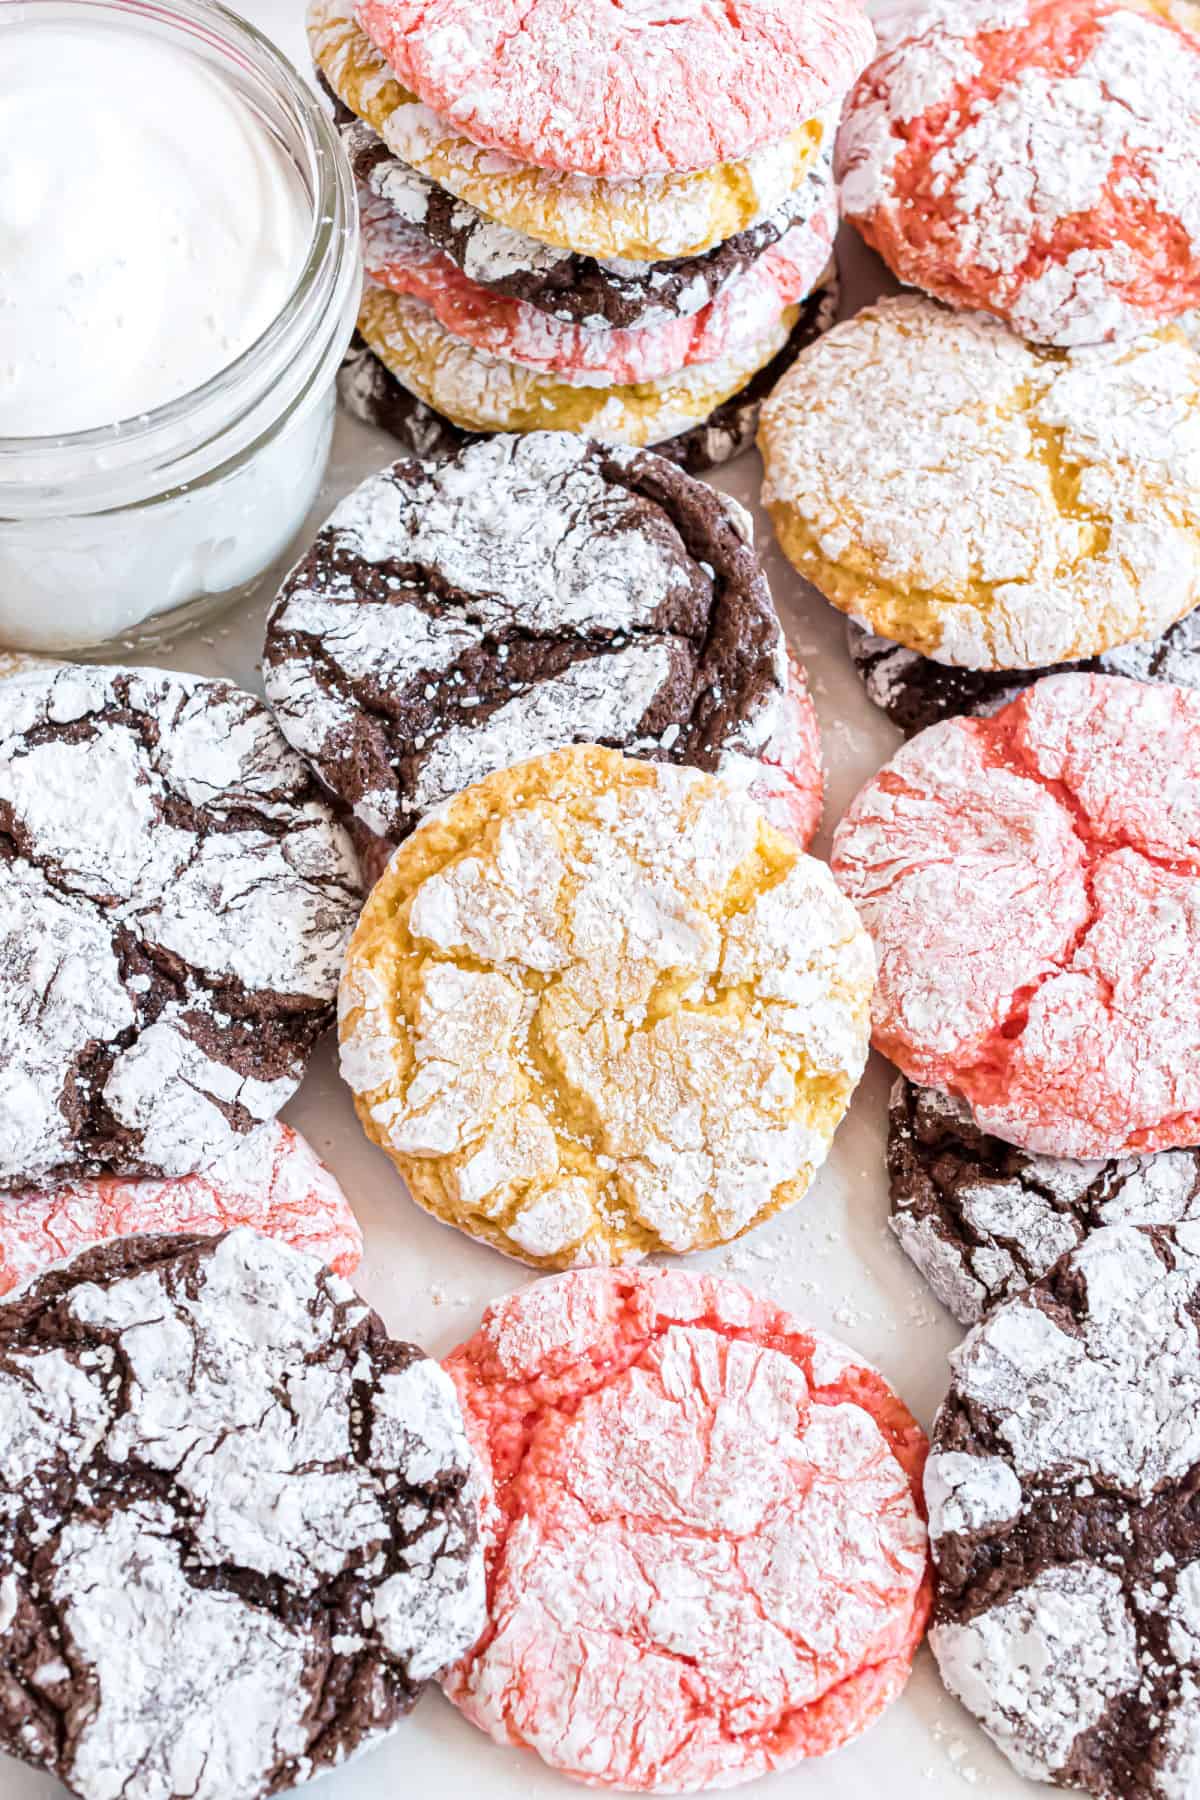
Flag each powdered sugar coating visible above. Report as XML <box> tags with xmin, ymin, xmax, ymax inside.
<box><xmin>309</xmin><ymin>0</ymin><xmax>826</xmax><ymax>261</ymax></box>
<box><xmin>838</xmin><ymin>0</ymin><xmax>1200</xmax><ymax>347</ymax></box>
<box><xmin>760</xmin><ymin>295</ymin><xmax>1200</xmax><ymax>670</ymax></box>
<box><xmin>0</xmin><ymin>1228</ymin><xmax>486</xmax><ymax>1800</ymax></box>
<box><xmin>928</xmin><ymin>1222</ymin><xmax>1200</xmax><ymax>1796</ymax></box>
<box><xmin>443</xmin><ymin>1266</ymin><xmax>930</xmax><ymax>1791</ymax></box>
<box><xmin>0</xmin><ymin>1122</ymin><xmax>364</xmax><ymax>1298</ymax></box>
<box><xmin>358</xmin><ymin>281</ymin><xmax>799</xmax><ymax>445</ymax></box>
<box><xmin>339</xmin><ymin>746</ymin><xmax>872</xmax><ymax>1267</ymax></box>
<box><xmin>834</xmin><ymin>672</ymin><xmax>1200</xmax><ymax>1158</ymax></box>
<box><xmin>353</xmin><ymin>0</ymin><xmax>872</xmax><ymax>178</ymax></box>
<box><xmin>360</xmin><ymin>189</ymin><xmax>837</xmax><ymax>387</ymax></box>
<box><xmin>264</xmin><ymin>434</ymin><xmax>819</xmax><ymax>857</ymax></box>
<box><xmin>0</xmin><ymin>665</ymin><xmax>360</xmax><ymax>1191</ymax></box>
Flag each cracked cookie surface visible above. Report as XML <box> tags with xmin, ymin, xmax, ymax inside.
<box><xmin>0</xmin><ymin>1121</ymin><xmax>364</xmax><ymax>1299</ymax></box>
<box><xmin>442</xmin><ymin>1266</ymin><xmax>930</xmax><ymax>1791</ymax></box>
<box><xmin>0</xmin><ymin>1228</ymin><xmax>486</xmax><ymax>1800</ymax></box>
<box><xmin>264</xmin><ymin>434</ymin><xmax>821</xmax><ymax>861</ymax></box>
<box><xmin>338</xmin><ymin>745</ymin><xmax>873</xmax><ymax>1268</ymax></box>
<box><xmin>759</xmin><ymin>295</ymin><xmax>1200</xmax><ymax>670</ymax></box>
<box><xmin>888</xmin><ymin>1077</ymin><xmax>1200</xmax><ymax>1322</ymax></box>
<box><xmin>837</xmin><ymin>0</ymin><xmax>1200</xmax><ymax>347</ymax></box>
<box><xmin>0</xmin><ymin>664</ymin><xmax>361</xmax><ymax>1191</ymax></box>
<box><xmin>833</xmin><ymin>672</ymin><xmax>1200</xmax><ymax>1159</ymax></box>
<box><xmin>928</xmin><ymin>1222</ymin><xmax>1200</xmax><ymax>1797</ymax></box>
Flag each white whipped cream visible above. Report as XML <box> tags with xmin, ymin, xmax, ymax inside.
<box><xmin>0</xmin><ymin>23</ymin><xmax>309</xmax><ymax>436</ymax></box>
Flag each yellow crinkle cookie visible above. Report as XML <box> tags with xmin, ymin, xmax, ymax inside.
<box><xmin>760</xmin><ymin>295</ymin><xmax>1200</xmax><ymax>671</ymax></box>
<box><xmin>308</xmin><ymin>0</ymin><xmax>823</xmax><ymax>262</ymax></box>
<box><xmin>358</xmin><ymin>282</ymin><xmax>798</xmax><ymax>445</ymax></box>
<box><xmin>339</xmin><ymin>746</ymin><xmax>873</xmax><ymax>1270</ymax></box>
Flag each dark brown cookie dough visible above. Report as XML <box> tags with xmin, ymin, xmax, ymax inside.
<box><xmin>0</xmin><ymin>1227</ymin><xmax>485</xmax><ymax>1800</ymax></box>
<box><xmin>848</xmin><ymin>610</ymin><xmax>1200</xmax><ymax>737</ymax></box>
<box><xmin>0</xmin><ymin>665</ymin><xmax>361</xmax><ymax>1192</ymax></box>
<box><xmin>927</xmin><ymin>1222</ymin><xmax>1200</xmax><ymax>1799</ymax></box>
<box><xmin>888</xmin><ymin>1077</ymin><xmax>1200</xmax><ymax>1323</ymax></box>
<box><xmin>263</xmin><ymin>432</ymin><xmax>790</xmax><ymax>854</ymax></box>
<box><xmin>335</xmin><ymin>269</ymin><xmax>840</xmax><ymax>474</ymax></box>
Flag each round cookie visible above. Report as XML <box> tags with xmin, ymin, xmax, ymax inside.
<box><xmin>888</xmin><ymin>1077</ymin><xmax>1200</xmax><ymax>1324</ymax></box>
<box><xmin>308</xmin><ymin>0</ymin><xmax>825</xmax><ymax>262</ymax></box>
<box><xmin>359</xmin><ymin>191</ymin><xmax>837</xmax><ymax>386</ymax></box>
<box><xmin>837</xmin><ymin>0</ymin><xmax>1200</xmax><ymax>348</ymax></box>
<box><xmin>832</xmin><ymin>672</ymin><xmax>1200</xmax><ymax>1160</ymax></box>
<box><xmin>338</xmin><ymin>745</ymin><xmax>873</xmax><ymax>1269</ymax></box>
<box><xmin>0</xmin><ymin>664</ymin><xmax>360</xmax><ymax>1192</ymax></box>
<box><xmin>443</xmin><ymin>1266</ymin><xmax>931</xmax><ymax>1792</ymax></box>
<box><xmin>926</xmin><ymin>1221</ymin><xmax>1200</xmax><ymax>1798</ymax></box>
<box><xmin>337</xmin><ymin>268</ymin><xmax>839</xmax><ymax>469</ymax></box>
<box><xmin>265</xmin><ymin>434</ymin><xmax>822</xmax><ymax>858</ymax></box>
<box><xmin>343</xmin><ymin>96</ymin><xmax>836</xmax><ymax>331</ymax></box>
<box><xmin>760</xmin><ymin>295</ymin><xmax>1200</xmax><ymax>671</ymax></box>
<box><xmin>0</xmin><ymin>1227</ymin><xmax>485</xmax><ymax>1800</ymax></box>
<box><xmin>355</xmin><ymin>0</ymin><xmax>874</xmax><ymax>179</ymax></box>
<box><xmin>358</xmin><ymin>281</ymin><xmax>801</xmax><ymax>447</ymax></box>
<box><xmin>847</xmin><ymin>607</ymin><xmax>1200</xmax><ymax>736</ymax></box>
<box><xmin>0</xmin><ymin>1121</ymin><xmax>364</xmax><ymax>1299</ymax></box>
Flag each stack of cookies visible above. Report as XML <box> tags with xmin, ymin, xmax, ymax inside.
<box><xmin>309</xmin><ymin>0</ymin><xmax>874</xmax><ymax>468</ymax></box>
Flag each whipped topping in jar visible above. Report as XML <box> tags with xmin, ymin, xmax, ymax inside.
<box><xmin>0</xmin><ymin>0</ymin><xmax>359</xmax><ymax>653</ymax></box>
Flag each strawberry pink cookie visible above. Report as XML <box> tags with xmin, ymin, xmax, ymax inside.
<box><xmin>837</xmin><ymin>0</ymin><xmax>1200</xmax><ymax>347</ymax></box>
<box><xmin>833</xmin><ymin>672</ymin><xmax>1200</xmax><ymax>1159</ymax></box>
<box><xmin>442</xmin><ymin>1267</ymin><xmax>931</xmax><ymax>1792</ymax></box>
<box><xmin>0</xmin><ymin>1122</ymin><xmax>363</xmax><ymax>1296</ymax></box>
<box><xmin>359</xmin><ymin>186</ymin><xmax>838</xmax><ymax>387</ymax></box>
<box><xmin>750</xmin><ymin>653</ymin><xmax>825</xmax><ymax>847</ymax></box>
<box><xmin>354</xmin><ymin>0</ymin><xmax>875</xmax><ymax>179</ymax></box>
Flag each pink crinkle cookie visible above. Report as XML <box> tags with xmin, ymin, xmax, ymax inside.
<box><xmin>832</xmin><ymin>672</ymin><xmax>1200</xmax><ymax>1160</ymax></box>
<box><xmin>360</xmin><ymin>189</ymin><xmax>838</xmax><ymax>388</ymax></box>
<box><xmin>837</xmin><ymin>0</ymin><xmax>1200</xmax><ymax>347</ymax></box>
<box><xmin>749</xmin><ymin>653</ymin><xmax>825</xmax><ymax>847</ymax></box>
<box><xmin>353</xmin><ymin>0</ymin><xmax>875</xmax><ymax>179</ymax></box>
<box><xmin>0</xmin><ymin>1121</ymin><xmax>363</xmax><ymax>1296</ymax></box>
<box><xmin>442</xmin><ymin>1266</ymin><xmax>931</xmax><ymax>1793</ymax></box>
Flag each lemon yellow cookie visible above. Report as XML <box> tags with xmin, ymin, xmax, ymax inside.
<box><xmin>760</xmin><ymin>295</ymin><xmax>1200</xmax><ymax>670</ymax></box>
<box><xmin>307</xmin><ymin>0</ymin><xmax>823</xmax><ymax>262</ymax></box>
<box><xmin>358</xmin><ymin>283</ymin><xmax>800</xmax><ymax>446</ymax></box>
<box><xmin>338</xmin><ymin>746</ymin><xmax>873</xmax><ymax>1269</ymax></box>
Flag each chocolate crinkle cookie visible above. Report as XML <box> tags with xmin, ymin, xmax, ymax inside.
<box><xmin>848</xmin><ymin>610</ymin><xmax>1200</xmax><ymax>737</ymax></box>
<box><xmin>0</xmin><ymin>664</ymin><xmax>361</xmax><ymax>1192</ymax></box>
<box><xmin>264</xmin><ymin>432</ymin><xmax>793</xmax><ymax>857</ymax></box>
<box><xmin>888</xmin><ymin>1078</ymin><xmax>1200</xmax><ymax>1324</ymax></box>
<box><xmin>0</xmin><ymin>1228</ymin><xmax>486</xmax><ymax>1800</ymax></box>
<box><xmin>928</xmin><ymin>1222</ymin><xmax>1200</xmax><ymax>1799</ymax></box>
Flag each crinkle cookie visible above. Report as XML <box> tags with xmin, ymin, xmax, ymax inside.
<box><xmin>443</xmin><ymin>1266</ymin><xmax>930</xmax><ymax>1792</ymax></box>
<box><xmin>0</xmin><ymin>664</ymin><xmax>360</xmax><ymax>1192</ymax></box>
<box><xmin>358</xmin><ymin>281</ymin><xmax>800</xmax><ymax>446</ymax></box>
<box><xmin>264</xmin><ymin>435</ymin><xmax>821</xmax><ymax>858</ymax></box>
<box><xmin>342</xmin><ymin>96</ymin><xmax>836</xmax><ymax>332</ymax></box>
<box><xmin>359</xmin><ymin>189</ymin><xmax>837</xmax><ymax>387</ymax></box>
<box><xmin>760</xmin><ymin>296</ymin><xmax>1200</xmax><ymax>670</ymax></box>
<box><xmin>847</xmin><ymin>606</ymin><xmax>1200</xmax><ymax>735</ymax></box>
<box><xmin>339</xmin><ymin>746</ymin><xmax>873</xmax><ymax>1269</ymax></box>
<box><xmin>0</xmin><ymin>1121</ymin><xmax>363</xmax><ymax>1299</ymax></box>
<box><xmin>837</xmin><ymin>0</ymin><xmax>1200</xmax><ymax>347</ymax></box>
<box><xmin>889</xmin><ymin>1077</ymin><xmax>1200</xmax><ymax>1324</ymax></box>
<box><xmin>354</xmin><ymin>0</ymin><xmax>874</xmax><ymax>179</ymax></box>
<box><xmin>338</xmin><ymin>270</ymin><xmax>839</xmax><ymax>471</ymax></box>
<box><xmin>308</xmin><ymin>0</ymin><xmax>825</xmax><ymax>262</ymax></box>
<box><xmin>927</xmin><ymin>1221</ymin><xmax>1200</xmax><ymax>1798</ymax></box>
<box><xmin>833</xmin><ymin>672</ymin><xmax>1200</xmax><ymax>1160</ymax></box>
<box><xmin>0</xmin><ymin>1227</ymin><xmax>485</xmax><ymax>1800</ymax></box>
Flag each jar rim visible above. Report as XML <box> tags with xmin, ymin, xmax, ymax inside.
<box><xmin>0</xmin><ymin>0</ymin><xmax>350</xmax><ymax>461</ymax></box>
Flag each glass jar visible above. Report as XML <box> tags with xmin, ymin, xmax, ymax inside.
<box><xmin>0</xmin><ymin>0</ymin><xmax>360</xmax><ymax>654</ymax></box>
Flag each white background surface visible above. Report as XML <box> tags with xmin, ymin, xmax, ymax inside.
<box><xmin>3</xmin><ymin>3</ymin><xmax>1038</xmax><ymax>1796</ymax></box>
